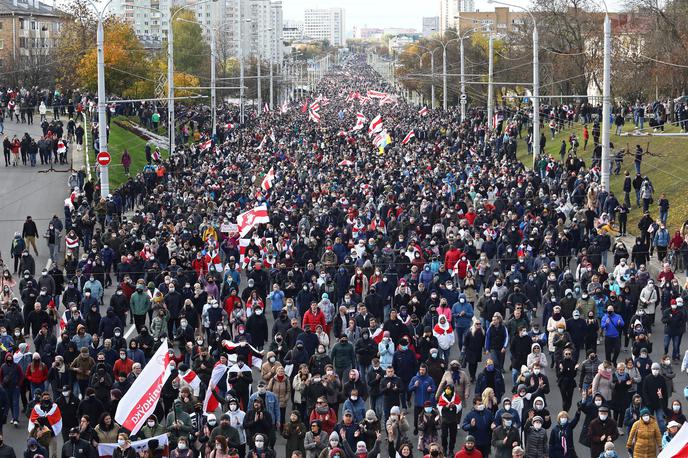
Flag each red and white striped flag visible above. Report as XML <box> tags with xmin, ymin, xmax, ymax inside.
<box><xmin>352</xmin><ymin>113</ymin><xmax>366</xmax><ymax>131</ymax></box>
<box><xmin>28</xmin><ymin>402</ymin><xmax>62</xmax><ymax>436</ymax></box>
<box><xmin>368</xmin><ymin>114</ymin><xmax>382</xmax><ymax>135</ymax></box>
<box><xmin>114</xmin><ymin>339</ymin><xmax>173</xmax><ymax>435</ymax></box>
<box><xmin>199</xmin><ymin>140</ymin><xmax>212</xmax><ymax>151</ymax></box>
<box><xmin>261</xmin><ymin>166</ymin><xmax>276</xmax><ymax>192</ymax></box>
<box><xmin>263</xmin><ymin>103</ymin><xmax>270</xmax><ymax>113</ymax></box>
<box><xmin>658</xmin><ymin>423</ymin><xmax>688</xmax><ymax>458</ymax></box>
<box><xmin>401</xmin><ymin>129</ymin><xmax>415</xmax><ymax>145</ymax></box>
<box><xmin>418</xmin><ymin>106</ymin><xmax>428</xmax><ymax>117</ymax></box>
<box><xmin>309</xmin><ymin>101</ymin><xmax>320</xmax><ymax>112</ymax></box>
<box><xmin>280</xmin><ymin>101</ymin><xmax>288</xmax><ymax>114</ymax></box>
<box><xmin>236</xmin><ymin>205</ymin><xmax>270</xmax><ymax>238</ymax></box>
<box><xmin>338</xmin><ymin>159</ymin><xmax>354</xmax><ymax>166</ymax></box>
<box><xmin>203</xmin><ymin>362</ymin><xmax>227</xmax><ymax>413</ymax></box>
<box><xmin>59</xmin><ymin>310</ymin><xmax>68</xmax><ymax>331</ymax></box>
<box><xmin>367</xmin><ymin>89</ymin><xmax>387</xmax><ymax>99</ymax></box>
<box><xmin>370</xmin><ymin>326</ymin><xmax>384</xmax><ymax>344</ymax></box>
<box><xmin>308</xmin><ymin>108</ymin><xmax>321</xmax><ymax>123</ymax></box>
<box><xmin>180</xmin><ymin>369</ymin><xmax>201</xmax><ymax>391</ymax></box>
<box><xmin>226</xmin><ymin>123</ymin><xmax>235</xmax><ymax>130</ymax></box>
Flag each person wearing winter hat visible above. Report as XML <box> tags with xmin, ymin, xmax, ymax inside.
<box><xmin>626</xmin><ymin>407</ymin><xmax>661</xmax><ymax>458</ymax></box>
<box><xmin>662</xmin><ymin>420</ymin><xmax>681</xmax><ymax>448</ymax></box>
<box><xmin>641</xmin><ymin>363</ymin><xmax>668</xmax><ymax>430</ymax></box>
<box><xmin>454</xmin><ymin>435</ymin><xmax>482</xmax><ymax>457</ymax></box>
<box><xmin>600</xmin><ymin>441</ymin><xmax>619</xmax><ymax>458</ymax></box>
<box><xmin>524</xmin><ymin>415</ymin><xmax>547</xmax><ymax>458</ymax></box>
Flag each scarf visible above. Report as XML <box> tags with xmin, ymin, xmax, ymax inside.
<box><xmin>598</xmin><ymin>367</ymin><xmax>611</xmax><ymax>380</ymax></box>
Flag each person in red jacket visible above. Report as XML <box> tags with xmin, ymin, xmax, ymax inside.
<box><xmin>113</xmin><ymin>348</ymin><xmax>134</xmax><ymax>377</ymax></box>
<box><xmin>302</xmin><ymin>302</ymin><xmax>326</xmax><ymax>331</ymax></box>
<box><xmin>444</xmin><ymin>245</ymin><xmax>463</xmax><ymax>271</ymax></box>
<box><xmin>454</xmin><ymin>436</ymin><xmax>483</xmax><ymax>458</ymax></box>
<box><xmin>309</xmin><ymin>396</ymin><xmax>337</xmax><ymax>434</ymax></box>
<box><xmin>25</xmin><ymin>353</ymin><xmax>48</xmax><ymax>393</ymax></box>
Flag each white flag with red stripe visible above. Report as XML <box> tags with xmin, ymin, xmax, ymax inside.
<box><xmin>401</xmin><ymin>129</ymin><xmax>415</xmax><ymax>145</ymax></box>
<box><xmin>203</xmin><ymin>362</ymin><xmax>227</xmax><ymax>413</ymax></box>
<box><xmin>114</xmin><ymin>339</ymin><xmax>172</xmax><ymax>435</ymax></box>
<box><xmin>351</xmin><ymin>113</ymin><xmax>366</xmax><ymax>131</ymax></box>
<box><xmin>180</xmin><ymin>369</ymin><xmax>201</xmax><ymax>391</ymax></box>
<box><xmin>658</xmin><ymin>422</ymin><xmax>688</xmax><ymax>458</ymax></box>
<box><xmin>28</xmin><ymin>402</ymin><xmax>62</xmax><ymax>436</ymax></box>
<box><xmin>280</xmin><ymin>101</ymin><xmax>289</xmax><ymax>114</ymax></box>
<box><xmin>370</xmin><ymin>326</ymin><xmax>384</xmax><ymax>344</ymax></box>
<box><xmin>308</xmin><ymin>108</ymin><xmax>320</xmax><ymax>123</ymax></box>
<box><xmin>261</xmin><ymin>166</ymin><xmax>276</xmax><ymax>192</ymax></box>
<box><xmin>226</xmin><ymin>122</ymin><xmax>235</xmax><ymax>130</ymax></box>
<box><xmin>368</xmin><ymin>114</ymin><xmax>382</xmax><ymax>135</ymax></box>
<box><xmin>418</xmin><ymin>106</ymin><xmax>428</xmax><ymax>117</ymax></box>
<box><xmin>198</xmin><ymin>140</ymin><xmax>212</xmax><ymax>151</ymax></box>
<box><xmin>263</xmin><ymin>103</ymin><xmax>270</xmax><ymax>113</ymax></box>
<box><xmin>367</xmin><ymin>90</ymin><xmax>387</xmax><ymax>99</ymax></box>
<box><xmin>338</xmin><ymin>159</ymin><xmax>354</xmax><ymax>166</ymax></box>
<box><xmin>236</xmin><ymin>205</ymin><xmax>270</xmax><ymax>238</ymax></box>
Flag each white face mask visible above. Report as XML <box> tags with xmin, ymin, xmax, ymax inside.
<box><xmin>652</xmin><ymin>369</ymin><xmax>660</xmax><ymax>376</ymax></box>
<box><xmin>599</xmin><ymin>414</ymin><xmax>608</xmax><ymax>421</ymax></box>
<box><xmin>642</xmin><ymin>415</ymin><xmax>650</xmax><ymax>422</ymax></box>
<box><xmin>533</xmin><ymin>369</ymin><xmax>541</xmax><ymax>375</ymax></box>
<box><xmin>148</xmin><ymin>421</ymin><xmax>155</xmax><ymax>427</ymax></box>
<box><xmin>476</xmin><ymin>404</ymin><xmax>485</xmax><ymax>411</ymax></box>
<box><xmin>118</xmin><ymin>439</ymin><xmax>126</xmax><ymax>447</ymax></box>
<box><xmin>533</xmin><ymin>422</ymin><xmax>541</xmax><ymax>430</ymax></box>
<box><xmin>594</xmin><ymin>400</ymin><xmax>602</xmax><ymax>407</ymax></box>
<box><xmin>255</xmin><ymin>309</ymin><xmax>263</xmax><ymax>315</ymax></box>
<box><xmin>255</xmin><ymin>441</ymin><xmax>265</xmax><ymax>449</ymax></box>
<box><xmin>178</xmin><ymin>443</ymin><xmax>187</xmax><ymax>450</ymax></box>
<box><xmin>673</xmin><ymin>405</ymin><xmax>680</xmax><ymax>412</ymax></box>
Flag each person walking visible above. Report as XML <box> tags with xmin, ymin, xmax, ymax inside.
<box><xmin>22</xmin><ymin>216</ymin><xmax>39</xmax><ymax>256</ymax></box>
<box><xmin>600</xmin><ymin>305</ymin><xmax>624</xmax><ymax>365</ymax></box>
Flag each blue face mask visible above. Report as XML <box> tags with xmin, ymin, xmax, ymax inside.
<box><xmin>400</xmin><ymin>345</ymin><xmax>408</xmax><ymax>351</ymax></box>
<box><xmin>504</xmin><ymin>420</ymin><xmax>512</xmax><ymax>427</ymax></box>
<box><xmin>560</xmin><ymin>418</ymin><xmax>568</xmax><ymax>425</ymax></box>
<box><xmin>486</xmin><ymin>364</ymin><xmax>494</xmax><ymax>371</ymax></box>
<box><xmin>424</xmin><ymin>407</ymin><xmax>433</xmax><ymax>413</ymax></box>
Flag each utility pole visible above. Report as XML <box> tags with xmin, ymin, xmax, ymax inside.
<box><xmin>487</xmin><ymin>27</ymin><xmax>494</xmax><ymax>129</ymax></box>
<box><xmin>460</xmin><ymin>38</ymin><xmax>466</xmax><ymax>120</ymax></box>
<box><xmin>601</xmin><ymin>14</ymin><xmax>612</xmax><ymax>192</ymax></box>
<box><xmin>96</xmin><ymin>11</ymin><xmax>109</xmax><ymax>195</ymax></box>
<box><xmin>238</xmin><ymin>0</ymin><xmax>245</xmax><ymax>124</ymax></box>
<box><xmin>442</xmin><ymin>46</ymin><xmax>447</xmax><ymax>110</ymax></box>
<box><xmin>167</xmin><ymin>13</ymin><xmax>175</xmax><ymax>153</ymax></box>
<box><xmin>532</xmin><ymin>23</ymin><xmax>540</xmax><ymax>169</ymax></box>
<box><xmin>257</xmin><ymin>54</ymin><xmax>262</xmax><ymax>115</ymax></box>
<box><xmin>210</xmin><ymin>27</ymin><xmax>216</xmax><ymax>138</ymax></box>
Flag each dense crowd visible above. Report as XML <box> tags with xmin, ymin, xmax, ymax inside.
<box><xmin>2</xmin><ymin>55</ymin><xmax>688</xmax><ymax>458</ymax></box>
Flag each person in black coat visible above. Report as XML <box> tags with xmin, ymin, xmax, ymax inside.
<box><xmin>243</xmin><ymin>398</ymin><xmax>273</xmax><ymax>449</ymax></box>
<box><xmin>76</xmin><ymin>388</ymin><xmax>104</xmax><ymax>428</ymax></box>
<box><xmin>57</xmin><ymin>388</ymin><xmax>80</xmax><ymax>441</ymax></box>
<box><xmin>462</xmin><ymin>322</ymin><xmax>485</xmax><ymax>382</ymax></box>
<box><xmin>246</xmin><ymin>307</ymin><xmax>269</xmax><ymax>350</ymax></box>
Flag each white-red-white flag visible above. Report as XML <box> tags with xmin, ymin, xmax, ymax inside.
<box><xmin>367</xmin><ymin>89</ymin><xmax>387</xmax><ymax>99</ymax></box>
<box><xmin>352</xmin><ymin>113</ymin><xmax>366</xmax><ymax>131</ymax></box>
<box><xmin>28</xmin><ymin>402</ymin><xmax>62</xmax><ymax>436</ymax></box>
<box><xmin>280</xmin><ymin>101</ymin><xmax>288</xmax><ymax>114</ymax></box>
<box><xmin>180</xmin><ymin>369</ymin><xmax>201</xmax><ymax>392</ymax></box>
<box><xmin>199</xmin><ymin>140</ymin><xmax>212</xmax><ymax>151</ymax></box>
<box><xmin>114</xmin><ymin>339</ymin><xmax>172</xmax><ymax>435</ymax></box>
<box><xmin>308</xmin><ymin>108</ymin><xmax>321</xmax><ymax>123</ymax></box>
<box><xmin>658</xmin><ymin>423</ymin><xmax>688</xmax><ymax>458</ymax></box>
<box><xmin>338</xmin><ymin>159</ymin><xmax>354</xmax><ymax>166</ymax></box>
<box><xmin>236</xmin><ymin>205</ymin><xmax>270</xmax><ymax>238</ymax></box>
<box><xmin>261</xmin><ymin>166</ymin><xmax>276</xmax><ymax>192</ymax></box>
<box><xmin>368</xmin><ymin>115</ymin><xmax>382</xmax><ymax>135</ymax></box>
<box><xmin>401</xmin><ymin>129</ymin><xmax>415</xmax><ymax>145</ymax></box>
<box><xmin>203</xmin><ymin>362</ymin><xmax>227</xmax><ymax>413</ymax></box>
<box><xmin>98</xmin><ymin>433</ymin><xmax>169</xmax><ymax>458</ymax></box>
<box><xmin>418</xmin><ymin>106</ymin><xmax>428</xmax><ymax>117</ymax></box>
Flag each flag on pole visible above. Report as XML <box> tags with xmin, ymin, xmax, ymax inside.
<box><xmin>339</xmin><ymin>159</ymin><xmax>354</xmax><ymax>166</ymax></box>
<box><xmin>261</xmin><ymin>167</ymin><xmax>276</xmax><ymax>192</ymax></box>
<box><xmin>368</xmin><ymin>115</ymin><xmax>382</xmax><ymax>135</ymax></box>
<box><xmin>308</xmin><ymin>108</ymin><xmax>320</xmax><ymax>123</ymax></box>
<box><xmin>198</xmin><ymin>140</ymin><xmax>212</xmax><ymax>151</ymax></box>
<box><xmin>370</xmin><ymin>326</ymin><xmax>384</xmax><ymax>343</ymax></box>
<box><xmin>418</xmin><ymin>106</ymin><xmax>429</xmax><ymax>117</ymax></box>
<box><xmin>263</xmin><ymin>103</ymin><xmax>270</xmax><ymax>113</ymax></box>
<box><xmin>114</xmin><ymin>339</ymin><xmax>173</xmax><ymax>435</ymax></box>
<box><xmin>203</xmin><ymin>362</ymin><xmax>227</xmax><ymax>413</ymax></box>
<box><xmin>98</xmin><ymin>434</ymin><xmax>169</xmax><ymax>458</ymax></box>
<box><xmin>236</xmin><ymin>205</ymin><xmax>270</xmax><ymax>238</ymax></box>
<box><xmin>28</xmin><ymin>403</ymin><xmax>62</xmax><ymax>436</ymax></box>
<box><xmin>401</xmin><ymin>129</ymin><xmax>416</xmax><ymax>145</ymax></box>
<box><xmin>658</xmin><ymin>422</ymin><xmax>688</xmax><ymax>458</ymax></box>
<box><xmin>280</xmin><ymin>101</ymin><xmax>288</xmax><ymax>114</ymax></box>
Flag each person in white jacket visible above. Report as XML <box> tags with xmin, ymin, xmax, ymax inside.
<box><xmin>433</xmin><ymin>314</ymin><xmax>456</xmax><ymax>362</ymax></box>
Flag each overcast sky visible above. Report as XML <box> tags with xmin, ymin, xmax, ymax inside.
<box><xmin>283</xmin><ymin>0</ymin><xmax>626</xmax><ymax>31</ymax></box>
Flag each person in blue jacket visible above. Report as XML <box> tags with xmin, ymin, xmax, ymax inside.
<box><xmin>462</xmin><ymin>397</ymin><xmax>495</xmax><ymax>457</ymax></box>
<box><xmin>474</xmin><ymin>358</ymin><xmax>505</xmax><ymax>401</ymax></box>
<box><xmin>407</xmin><ymin>364</ymin><xmax>437</xmax><ymax>434</ymax></box>
<box><xmin>451</xmin><ymin>294</ymin><xmax>474</xmax><ymax>351</ymax></box>
<box><xmin>248</xmin><ymin>380</ymin><xmax>281</xmax><ymax>428</ymax></box>
<box><xmin>492</xmin><ymin>397</ymin><xmax>521</xmax><ymax>429</ymax></box>
<box><xmin>392</xmin><ymin>337</ymin><xmax>417</xmax><ymax>409</ymax></box>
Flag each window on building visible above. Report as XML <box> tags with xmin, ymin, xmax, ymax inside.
<box><xmin>31</xmin><ymin>20</ymin><xmax>36</xmax><ymax>30</ymax></box>
<box><xmin>0</xmin><ymin>39</ymin><xmax>3</xmax><ymax>49</ymax></box>
<box><xmin>19</xmin><ymin>18</ymin><xmax>25</xmax><ymax>29</ymax></box>
<box><xmin>19</xmin><ymin>37</ymin><xmax>27</xmax><ymax>48</ymax></box>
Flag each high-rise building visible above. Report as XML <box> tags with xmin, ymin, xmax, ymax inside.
<box><xmin>422</xmin><ymin>16</ymin><xmax>439</xmax><ymax>36</ymax></box>
<box><xmin>303</xmin><ymin>7</ymin><xmax>345</xmax><ymax>47</ymax></box>
<box><xmin>109</xmin><ymin>0</ymin><xmax>171</xmax><ymax>48</ymax></box>
<box><xmin>439</xmin><ymin>0</ymin><xmax>474</xmax><ymax>35</ymax></box>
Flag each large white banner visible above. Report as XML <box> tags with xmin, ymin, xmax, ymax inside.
<box><xmin>114</xmin><ymin>340</ymin><xmax>172</xmax><ymax>435</ymax></box>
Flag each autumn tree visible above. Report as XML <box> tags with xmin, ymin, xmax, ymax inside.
<box><xmin>54</xmin><ymin>0</ymin><xmax>97</xmax><ymax>88</ymax></box>
<box><xmin>75</xmin><ymin>19</ymin><xmax>152</xmax><ymax>95</ymax></box>
<box><xmin>168</xmin><ymin>9</ymin><xmax>210</xmax><ymax>78</ymax></box>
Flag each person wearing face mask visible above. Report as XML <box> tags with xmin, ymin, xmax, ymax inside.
<box><xmin>248</xmin><ymin>383</ymin><xmax>280</xmax><ymax>438</ymax></box>
<box><xmin>548</xmin><ymin>410</ymin><xmax>580</xmax><ymax>458</ymax></box>
<box><xmin>661</xmin><ymin>420</ymin><xmax>681</xmax><ymax>449</ymax></box>
<box><xmin>170</xmin><ymin>436</ymin><xmax>193</xmax><ymax>458</ymax></box>
<box><xmin>304</xmin><ymin>420</ymin><xmax>328</xmax><ymax>458</ymax></box>
<box><xmin>523</xmin><ymin>415</ymin><xmax>547</xmax><ymax>458</ymax></box>
<box><xmin>167</xmin><ymin>399</ymin><xmax>195</xmax><ymax>450</ymax></box>
<box><xmin>626</xmin><ymin>407</ymin><xmax>661</xmax><ymax>458</ymax></box>
<box><xmin>641</xmin><ymin>362</ymin><xmax>669</xmax><ymax>431</ymax></box>
<box><xmin>138</xmin><ymin>414</ymin><xmax>166</xmax><ymax>440</ymax></box>
<box><xmin>592</xmin><ymin>362</ymin><xmax>614</xmax><ymax>403</ymax></box>
<box><xmin>0</xmin><ymin>351</ymin><xmax>24</xmax><ymax>426</ymax></box>
<box><xmin>55</xmin><ymin>385</ymin><xmax>78</xmax><ymax>441</ymax></box>
<box><xmin>662</xmin><ymin>298</ymin><xmax>685</xmax><ymax>362</ymax></box>
<box><xmin>416</xmin><ymin>401</ymin><xmax>441</xmax><ymax>454</ymax></box>
<box><xmin>510</xmin><ymin>325</ymin><xmax>532</xmax><ymax>386</ymax></box>
<box><xmin>491</xmin><ymin>412</ymin><xmax>521</xmax><ymax>458</ymax></box>
<box><xmin>587</xmin><ymin>406</ymin><xmax>619</xmax><ymax>458</ymax></box>
<box><xmin>130</xmin><ymin>283</ymin><xmax>152</xmax><ymax>332</ymax></box>
<box><xmin>600</xmin><ymin>306</ymin><xmax>624</xmax><ymax>365</ymax></box>
<box><xmin>461</xmin><ymin>398</ymin><xmax>493</xmax><ymax>457</ymax></box>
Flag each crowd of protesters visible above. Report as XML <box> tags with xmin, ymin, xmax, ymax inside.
<box><xmin>2</xmin><ymin>54</ymin><xmax>688</xmax><ymax>458</ymax></box>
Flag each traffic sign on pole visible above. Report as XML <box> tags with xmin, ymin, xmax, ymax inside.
<box><xmin>97</xmin><ymin>151</ymin><xmax>111</xmax><ymax>166</ymax></box>
<box><xmin>460</xmin><ymin>94</ymin><xmax>467</xmax><ymax>101</ymax></box>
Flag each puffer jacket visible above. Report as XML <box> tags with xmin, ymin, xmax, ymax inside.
<box><xmin>626</xmin><ymin>417</ymin><xmax>662</xmax><ymax>458</ymax></box>
<box><xmin>524</xmin><ymin>426</ymin><xmax>548</xmax><ymax>458</ymax></box>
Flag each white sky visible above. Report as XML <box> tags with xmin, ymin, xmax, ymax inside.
<box><xmin>284</xmin><ymin>0</ymin><xmax>626</xmax><ymax>32</ymax></box>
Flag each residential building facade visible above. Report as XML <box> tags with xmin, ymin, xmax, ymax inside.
<box><xmin>303</xmin><ymin>7</ymin><xmax>344</xmax><ymax>47</ymax></box>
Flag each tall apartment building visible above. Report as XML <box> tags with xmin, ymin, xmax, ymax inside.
<box><xmin>108</xmin><ymin>0</ymin><xmax>171</xmax><ymax>48</ymax></box>
<box><xmin>422</xmin><ymin>16</ymin><xmax>439</xmax><ymax>36</ymax></box>
<box><xmin>453</xmin><ymin>7</ymin><xmax>527</xmax><ymax>35</ymax></box>
<box><xmin>303</xmin><ymin>7</ymin><xmax>345</xmax><ymax>47</ymax></box>
<box><xmin>439</xmin><ymin>0</ymin><xmax>474</xmax><ymax>34</ymax></box>
<box><xmin>283</xmin><ymin>20</ymin><xmax>303</xmax><ymax>42</ymax></box>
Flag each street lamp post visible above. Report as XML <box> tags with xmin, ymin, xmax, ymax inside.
<box><xmin>414</xmin><ymin>45</ymin><xmax>438</xmax><ymax>110</ymax></box>
<box><xmin>489</xmin><ymin>0</ymin><xmax>538</xmax><ymax>168</ymax></box>
<box><xmin>487</xmin><ymin>26</ymin><xmax>494</xmax><ymax>129</ymax></box>
<box><xmin>601</xmin><ymin>14</ymin><xmax>612</xmax><ymax>192</ymax></box>
<box><xmin>85</xmin><ymin>0</ymin><xmax>114</xmax><ymax>196</ymax></box>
